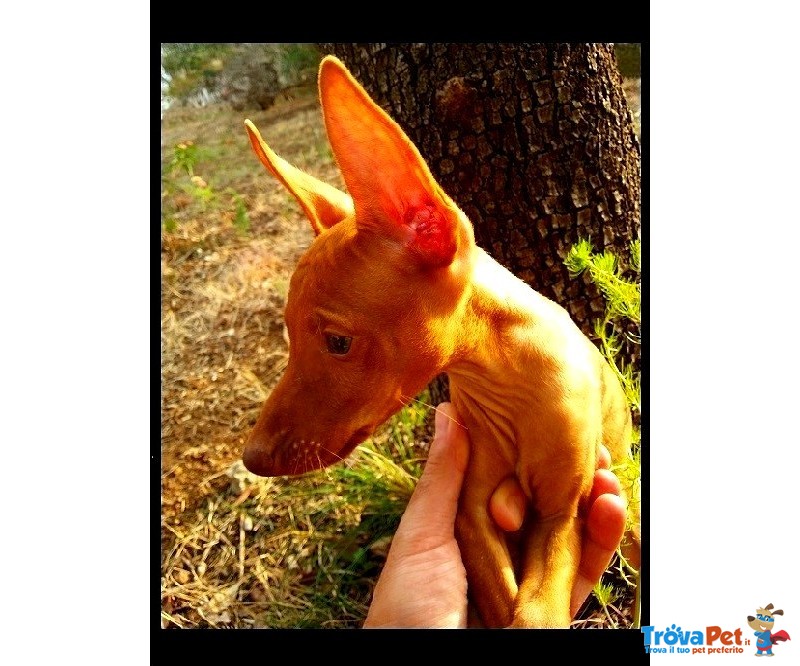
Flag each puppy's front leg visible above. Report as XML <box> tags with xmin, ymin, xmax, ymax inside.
<box><xmin>455</xmin><ymin>456</ymin><xmax>519</xmax><ymax>628</ymax></box>
<box><xmin>511</xmin><ymin>513</ymin><xmax>583</xmax><ymax>628</ymax></box>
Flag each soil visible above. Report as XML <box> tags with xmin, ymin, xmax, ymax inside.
<box><xmin>161</xmin><ymin>89</ymin><xmax>337</xmax><ymax>526</ymax></box>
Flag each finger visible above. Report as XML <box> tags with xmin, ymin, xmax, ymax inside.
<box><xmin>488</xmin><ymin>477</ymin><xmax>526</xmax><ymax>532</ymax></box>
<box><xmin>570</xmin><ymin>493</ymin><xmax>627</xmax><ymax>617</ymax></box>
<box><xmin>597</xmin><ymin>444</ymin><xmax>611</xmax><ymax>470</ymax></box>
<box><xmin>587</xmin><ymin>468</ymin><xmax>621</xmax><ymax>509</ymax></box>
<box><xmin>400</xmin><ymin>403</ymin><xmax>469</xmax><ymax>538</ymax></box>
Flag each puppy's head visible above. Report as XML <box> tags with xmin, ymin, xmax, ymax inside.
<box><xmin>242</xmin><ymin>56</ymin><xmax>474</xmax><ymax>476</ymax></box>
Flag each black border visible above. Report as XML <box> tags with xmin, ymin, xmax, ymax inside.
<box><xmin>156</xmin><ymin>24</ymin><xmax>649</xmax><ymax>662</ymax></box>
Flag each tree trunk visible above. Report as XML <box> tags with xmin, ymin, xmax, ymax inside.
<box><xmin>320</xmin><ymin>43</ymin><xmax>640</xmax><ymax>398</ymax></box>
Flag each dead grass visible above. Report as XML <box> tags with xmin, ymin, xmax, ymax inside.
<box><xmin>160</xmin><ymin>92</ymin><xmax>427</xmax><ymax>629</ymax></box>
<box><xmin>160</xmin><ymin>79</ymin><xmax>641</xmax><ymax>630</ymax></box>
<box><xmin>160</xmin><ymin>432</ymin><xmax>425</xmax><ymax>628</ymax></box>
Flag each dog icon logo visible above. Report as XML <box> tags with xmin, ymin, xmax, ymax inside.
<box><xmin>747</xmin><ymin>604</ymin><xmax>791</xmax><ymax>656</ymax></box>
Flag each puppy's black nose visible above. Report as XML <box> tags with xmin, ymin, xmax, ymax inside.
<box><xmin>242</xmin><ymin>444</ymin><xmax>275</xmax><ymax>477</ymax></box>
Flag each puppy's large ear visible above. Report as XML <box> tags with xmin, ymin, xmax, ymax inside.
<box><xmin>244</xmin><ymin>119</ymin><xmax>354</xmax><ymax>235</ymax></box>
<box><xmin>318</xmin><ymin>56</ymin><xmax>459</xmax><ymax>268</ymax></box>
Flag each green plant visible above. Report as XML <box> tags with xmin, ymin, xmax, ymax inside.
<box><xmin>565</xmin><ymin>238</ymin><xmax>641</xmax><ymax>413</ymax></box>
<box><xmin>188</xmin><ymin>175</ymin><xmax>215</xmax><ymax>209</ymax></box>
<box><xmin>566</xmin><ymin>239</ymin><xmax>640</xmax><ymax>325</ymax></box>
<box><xmin>565</xmin><ymin>237</ymin><xmax>641</xmax><ymax>623</ymax></box>
<box><xmin>162</xmin><ymin>43</ymin><xmax>321</xmax><ymax>111</ymax></box>
<box><xmin>593</xmin><ymin>581</ymin><xmax>620</xmax><ymax>627</ymax></box>
<box><xmin>161</xmin><ymin>43</ymin><xmax>233</xmax><ymax>100</ymax></box>
<box><xmin>563</xmin><ymin>237</ymin><xmax>641</xmax><ymax>435</ymax></box>
<box><xmin>614</xmin><ymin>43</ymin><xmax>641</xmax><ymax>79</ymax></box>
<box><xmin>276</xmin><ymin>44</ymin><xmax>322</xmax><ymax>82</ymax></box>
<box><xmin>161</xmin><ymin>140</ymin><xmax>253</xmax><ymax>235</ymax></box>
<box><xmin>170</xmin><ymin>141</ymin><xmax>200</xmax><ymax>177</ymax></box>
<box><xmin>162</xmin><ymin>43</ymin><xmax>231</xmax><ymax>78</ymax></box>
<box><xmin>231</xmin><ymin>193</ymin><xmax>251</xmax><ymax>235</ymax></box>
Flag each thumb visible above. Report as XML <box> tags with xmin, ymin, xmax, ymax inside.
<box><xmin>399</xmin><ymin>403</ymin><xmax>469</xmax><ymax>540</ymax></box>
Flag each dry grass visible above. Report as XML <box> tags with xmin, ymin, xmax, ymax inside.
<box><xmin>161</xmin><ymin>424</ymin><xmax>428</xmax><ymax>629</ymax></box>
<box><xmin>160</xmin><ymin>79</ymin><xmax>641</xmax><ymax>630</ymax></box>
<box><xmin>160</xmin><ymin>91</ymin><xmax>434</xmax><ymax>629</ymax></box>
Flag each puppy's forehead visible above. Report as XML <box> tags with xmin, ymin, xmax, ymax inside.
<box><xmin>287</xmin><ymin>225</ymin><xmax>378</xmax><ymax>312</ymax></box>
<box><xmin>293</xmin><ymin>223</ymin><xmax>360</xmax><ymax>284</ymax></box>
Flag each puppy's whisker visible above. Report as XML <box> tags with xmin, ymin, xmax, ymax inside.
<box><xmin>318</xmin><ymin>444</ymin><xmax>345</xmax><ymax>462</ymax></box>
<box><xmin>398</xmin><ymin>393</ymin><xmax>468</xmax><ymax>430</ymax></box>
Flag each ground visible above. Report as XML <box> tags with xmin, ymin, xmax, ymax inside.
<box><xmin>161</xmin><ymin>92</ymin><xmax>325</xmax><ymax>531</ymax></box>
<box><xmin>160</xmin><ymin>78</ymin><xmax>641</xmax><ymax>629</ymax></box>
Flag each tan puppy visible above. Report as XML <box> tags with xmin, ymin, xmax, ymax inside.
<box><xmin>241</xmin><ymin>55</ymin><xmax>639</xmax><ymax>628</ymax></box>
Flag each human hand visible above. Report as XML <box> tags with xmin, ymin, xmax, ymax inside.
<box><xmin>363</xmin><ymin>402</ymin><xmax>470</xmax><ymax>628</ymax></box>
<box><xmin>487</xmin><ymin>442</ymin><xmax>627</xmax><ymax>617</ymax></box>
<box><xmin>362</xmin><ymin>402</ymin><xmax>626</xmax><ymax>628</ymax></box>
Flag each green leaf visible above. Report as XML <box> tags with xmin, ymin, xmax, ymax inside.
<box><xmin>564</xmin><ymin>238</ymin><xmax>641</xmax><ymax>418</ymax></box>
<box><xmin>233</xmin><ymin>195</ymin><xmax>250</xmax><ymax>235</ymax></box>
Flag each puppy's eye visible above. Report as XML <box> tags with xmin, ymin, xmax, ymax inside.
<box><xmin>325</xmin><ymin>334</ymin><xmax>352</xmax><ymax>355</ymax></box>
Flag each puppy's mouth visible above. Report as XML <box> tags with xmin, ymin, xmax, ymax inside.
<box><xmin>345</xmin><ymin>424</ymin><xmax>375</xmax><ymax>449</ymax></box>
<box><xmin>243</xmin><ymin>423</ymin><xmax>376</xmax><ymax>477</ymax></box>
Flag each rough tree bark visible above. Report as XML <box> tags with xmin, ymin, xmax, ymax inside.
<box><xmin>319</xmin><ymin>43</ymin><xmax>641</xmax><ymax>403</ymax></box>
<box><xmin>316</xmin><ymin>43</ymin><xmax>642</xmax><ymax>628</ymax></box>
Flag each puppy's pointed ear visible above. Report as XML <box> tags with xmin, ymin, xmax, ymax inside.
<box><xmin>318</xmin><ymin>56</ymin><xmax>459</xmax><ymax>268</ymax></box>
<box><xmin>244</xmin><ymin>119</ymin><xmax>353</xmax><ymax>235</ymax></box>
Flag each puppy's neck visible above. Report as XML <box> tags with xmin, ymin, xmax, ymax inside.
<box><xmin>444</xmin><ymin>248</ymin><xmax>582</xmax><ymax>459</ymax></box>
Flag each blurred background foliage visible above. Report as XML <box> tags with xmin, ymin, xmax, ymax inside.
<box><xmin>614</xmin><ymin>43</ymin><xmax>641</xmax><ymax>78</ymax></box>
<box><xmin>161</xmin><ymin>43</ymin><xmax>640</xmax><ymax>114</ymax></box>
<box><xmin>161</xmin><ymin>43</ymin><xmax>322</xmax><ymax>113</ymax></box>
